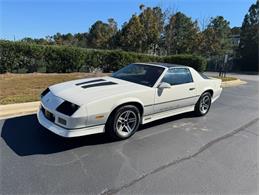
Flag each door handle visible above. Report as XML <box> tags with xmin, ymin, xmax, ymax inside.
<box><xmin>189</xmin><ymin>87</ymin><xmax>195</xmax><ymax>91</ymax></box>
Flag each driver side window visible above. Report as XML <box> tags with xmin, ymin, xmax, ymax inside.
<box><xmin>162</xmin><ymin>68</ymin><xmax>193</xmax><ymax>85</ymax></box>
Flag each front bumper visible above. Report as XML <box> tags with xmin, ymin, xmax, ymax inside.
<box><xmin>37</xmin><ymin>109</ymin><xmax>105</xmax><ymax>137</ymax></box>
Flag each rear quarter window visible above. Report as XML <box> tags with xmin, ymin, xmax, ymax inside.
<box><xmin>199</xmin><ymin>73</ymin><xmax>209</xmax><ymax>79</ymax></box>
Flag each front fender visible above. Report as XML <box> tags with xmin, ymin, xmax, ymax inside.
<box><xmin>110</xmin><ymin>97</ymin><xmax>144</xmax><ymax>112</ymax></box>
<box><xmin>85</xmin><ymin>97</ymin><xmax>145</xmax><ymax>127</ymax></box>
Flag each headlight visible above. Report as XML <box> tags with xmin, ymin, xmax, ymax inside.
<box><xmin>41</xmin><ymin>88</ymin><xmax>50</xmax><ymax>98</ymax></box>
<box><xmin>56</xmin><ymin>101</ymin><xmax>79</xmax><ymax>116</ymax></box>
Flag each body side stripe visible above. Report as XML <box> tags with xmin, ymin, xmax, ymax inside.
<box><xmin>144</xmin><ymin>103</ymin><xmax>195</xmax><ymax>117</ymax></box>
<box><xmin>144</xmin><ymin>95</ymin><xmax>200</xmax><ymax>107</ymax></box>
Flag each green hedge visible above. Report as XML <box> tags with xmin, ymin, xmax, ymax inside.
<box><xmin>163</xmin><ymin>54</ymin><xmax>207</xmax><ymax>72</ymax></box>
<box><xmin>0</xmin><ymin>40</ymin><xmax>206</xmax><ymax>73</ymax></box>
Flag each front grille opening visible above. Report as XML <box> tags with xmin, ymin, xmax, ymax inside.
<box><xmin>41</xmin><ymin>105</ymin><xmax>45</xmax><ymax>113</ymax></box>
<box><xmin>41</xmin><ymin>106</ymin><xmax>55</xmax><ymax>122</ymax></box>
<box><xmin>41</xmin><ymin>88</ymin><xmax>50</xmax><ymax>97</ymax></box>
<box><xmin>56</xmin><ymin>101</ymin><xmax>79</xmax><ymax>116</ymax></box>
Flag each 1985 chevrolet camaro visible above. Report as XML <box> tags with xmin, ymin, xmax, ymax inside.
<box><xmin>38</xmin><ymin>63</ymin><xmax>222</xmax><ymax>140</ymax></box>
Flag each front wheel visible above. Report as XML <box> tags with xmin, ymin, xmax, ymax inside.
<box><xmin>106</xmin><ymin>105</ymin><xmax>140</xmax><ymax>140</ymax></box>
<box><xmin>195</xmin><ymin>92</ymin><xmax>212</xmax><ymax>116</ymax></box>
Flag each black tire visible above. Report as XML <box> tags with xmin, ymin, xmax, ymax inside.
<box><xmin>105</xmin><ymin>105</ymin><xmax>141</xmax><ymax>140</ymax></box>
<box><xmin>194</xmin><ymin>92</ymin><xmax>212</xmax><ymax>116</ymax></box>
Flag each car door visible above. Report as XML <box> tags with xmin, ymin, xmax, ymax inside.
<box><xmin>154</xmin><ymin>68</ymin><xmax>198</xmax><ymax>114</ymax></box>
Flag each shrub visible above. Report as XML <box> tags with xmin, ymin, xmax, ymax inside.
<box><xmin>163</xmin><ymin>54</ymin><xmax>207</xmax><ymax>72</ymax></box>
<box><xmin>0</xmin><ymin>40</ymin><xmax>207</xmax><ymax>73</ymax></box>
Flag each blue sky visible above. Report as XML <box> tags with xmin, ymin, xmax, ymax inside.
<box><xmin>0</xmin><ymin>0</ymin><xmax>255</xmax><ymax>40</ymax></box>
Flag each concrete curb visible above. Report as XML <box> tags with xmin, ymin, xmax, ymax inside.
<box><xmin>0</xmin><ymin>101</ymin><xmax>40</xmax><ymax>119</ymax></box>
<box><xmin>0</xmin><ymin>79</ymin><xmax>247</xmax><ymax>119</ymax></box>
<box><xmin>221</xmin><ymin>79</ymin><xmax>247</xmax><ymax>88</ymax></box>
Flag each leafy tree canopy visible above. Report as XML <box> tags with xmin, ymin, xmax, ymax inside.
<box><xmin>239</xmin><ymin>0</ymin><xmax>259</xmax><ymax>71</ymax></box>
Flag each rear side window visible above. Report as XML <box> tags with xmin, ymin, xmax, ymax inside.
<box><xmin>161</xmin><ymin>68</ymin><xmax>193</xmax><ymax>85</ymax></box>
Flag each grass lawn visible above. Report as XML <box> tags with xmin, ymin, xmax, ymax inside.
<box><xmin>0</xmin><ymin>72</ymin><xmax>109</xmax><ymax>105</ymax></box>
<box><xmin>213</xmin><ymin>76</ymin><xmax>238</xmax><ymax>82</ymax></box>
<box><xmin>0</xmin><ymin>73</ymin><xmax>239</xmax><ymax>105</ymax></box>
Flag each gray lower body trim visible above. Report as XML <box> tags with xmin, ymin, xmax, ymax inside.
<box><xmin>144</xmin><ymin>103</ymin><xmax>195</xmax><ymax>117</ymax></box>
<box><xmin>144</xmin><ymin>95</ymin><xmax>200</xmax><ymax>107</ymax></box>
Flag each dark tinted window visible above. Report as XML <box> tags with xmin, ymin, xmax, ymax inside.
<box><xmin>162</xmin><ymin>68</ymin><xmax>193</xmax><ymax>85</ymax></box>
<box><xmin>112</xmin><ymin>64</ymin><xmax>165</xmax><ymax>87</ymax></box>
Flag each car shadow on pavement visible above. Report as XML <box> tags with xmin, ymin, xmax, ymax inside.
<box><xmin>1</xmin><ymin>114</ymin><xmax>112</xmax><ymax>156</ymax></box>
<box><xmin>1</xmin><ymin>112</ymin><xmax>196</xmax><ymax>156</ymax></box>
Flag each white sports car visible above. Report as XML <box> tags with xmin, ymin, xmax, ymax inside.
<box><xmin>37</xmin><ymin>63</ymin><xmax>222</xmax><ymax>140</ymax></box>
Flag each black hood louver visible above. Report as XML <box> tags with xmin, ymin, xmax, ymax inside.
<box><xmin>41</xmin><ymin>88</ymin><xmax>50</xmax><ymax>97</ymax></box>
<box><xmin>75</xmin><ymin>79</ymin><xmax>105</xmax><ymax>86</ymax></box>
<box><xmin>81</xmin><ymin>81</ymin><xmax>117</xmax><ymax>89</ymax></box>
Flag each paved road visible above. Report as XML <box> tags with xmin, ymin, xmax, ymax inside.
<box><xmin>0</xmin><ymin>75</ymin><xmax>258</xmax><ymax>194</ymax></box>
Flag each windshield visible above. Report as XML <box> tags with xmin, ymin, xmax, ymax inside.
<box><xmin>111</xmin><ymin>64</ymin><xmax>165</xmax><ymax>87</ymax></box>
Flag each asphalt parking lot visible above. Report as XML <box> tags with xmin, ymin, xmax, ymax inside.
<box><xmin>0</xmin><ymin>74</ymin><xmax>258</xmax><ymax>194</ymax></box>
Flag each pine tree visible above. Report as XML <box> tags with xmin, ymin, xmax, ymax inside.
<box><xmin>239</xmin><ymin>1</ymin><xmax>259</xmax><ymax>71</ymax></box>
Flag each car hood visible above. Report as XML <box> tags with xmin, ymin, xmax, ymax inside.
<box><xmin>49</xmin><ymin>76</ymin><xmax>150</xmax><ymax>105</ymax></box>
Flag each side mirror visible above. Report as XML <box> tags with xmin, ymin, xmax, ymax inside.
<box><xmin>158</xmin><ymin>82</ymin><xmax>171</xmax><ymax>89</ymax></box>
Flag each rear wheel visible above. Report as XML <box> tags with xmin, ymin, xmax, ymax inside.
<box><xmin>106</xmin><ymin>105</ymin><xmax>140</xmax><ymax>140</ymax></box>
<box><xmin>195</xmin><ymin>92</ymin><xmax>212</xmax><ymax>116</ymax></box>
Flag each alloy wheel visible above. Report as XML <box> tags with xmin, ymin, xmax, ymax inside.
<box><xmin>199</xmin><ymin>95</ymin><xmax>211</xmax><ymax>114</ymax></box>
<box><xmin>116</xmin><ymin>110</ymin><xmax>138</xmax><ymax>137</ymax></box>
